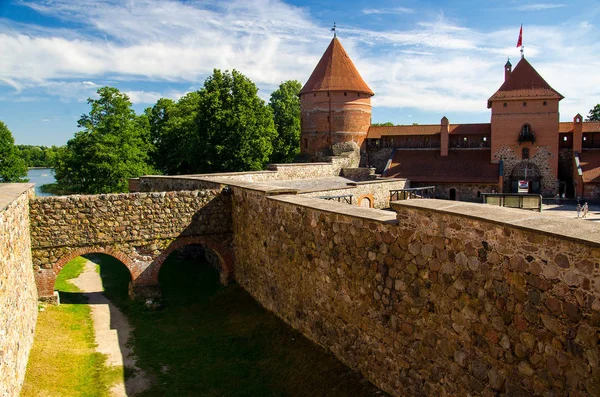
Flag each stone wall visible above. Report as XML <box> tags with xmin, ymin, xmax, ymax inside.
<box><xmin>231</xmin><ymin>188</ymin><xmax>600</xmax><ymax>396</ymax></box>
<box><xmin>366</xmin><ymin>147</ymin><xmax>394</xmax><ymax>174</ymax></box>
<box><xmin>341</xmin><ymin>167</ymin><xmax>376</xmax><ymax>181</ymax></box>
<box><xmin>410</xmin><ymin>182</ymin><xmax>499</xmax><ymax>202</ymax></box>
<box><xmin>493</xmin><ymin>145</ymin><xmax>558</xmax><ymax>196</ymax></box>
<box><xmin>30</xmin><ymin>189</ymin><xmax>233</xmax><ymax>297</ymax></box>
<box><xmin>302</xmin><ymin>178</ymin><xmax>408</xmax><ymax>209</ymax></box>
<box><xmin>583</xmin><ymin>183</ymin><xmax>600</xmax><ymax>200</ymax></box>
<box><xmin>0</xmin><ymin>184</ymin><xmax>37</xmax><ymax>397</ymax></box>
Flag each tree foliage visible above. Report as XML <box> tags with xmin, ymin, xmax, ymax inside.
<box><xmin>586</xmin><ymin>104</ymin><xmax>600</xmax><ymax>122</ymax></box>
<box><xmin>151</xmin><ymin>69</ymin><xmax>277</xmax><ymax>174</ymax></box>
<box><xmin>371</xmin><ymin>122</ymin><xmax>395</xmax><ymax>127</ymax></box>
<box><xmin>17</xmin><ymin>145</ymin><xmax>61</xmax><ymax>168</ymax></box>
<box><xmin>269</xmin><ymin>80</ymin><xmax>301</xmax><ymax>163</ymax></box>
<box><xmin>0</xmin><ymin>121</ymin><xmax>28</xmax><ymax>182</ymax></box>
<box><xmin>54</xmin><ymin>87</ymin><xmax>155</xmax><ymax>193</ymax></box>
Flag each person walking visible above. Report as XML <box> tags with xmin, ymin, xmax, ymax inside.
<box><xmin>577</xmin><ymin>203</ymin><xmax>582</xmax><ymax>218</ymax></box>
<box><xmin>583</xmin><ymin>202</ymin><xmax>589</xmax><ymax>218</ymax></box>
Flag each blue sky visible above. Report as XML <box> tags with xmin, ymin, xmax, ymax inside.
<box><xmin>1</xmin><ymin>0</ymin><xmax>599</xmax><ymax>146</ymax></box>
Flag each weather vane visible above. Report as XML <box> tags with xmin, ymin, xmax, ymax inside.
<box><xmin>331</xmin><ymin>22</ymin><xmax>336</xmax><ymax>38</ymax></box>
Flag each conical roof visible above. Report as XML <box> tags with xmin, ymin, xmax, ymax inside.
<box><xmin>300</xmin><ymin>37</ymin><xmax>374</xmax><ymax>96</ymax></box>
<box><xmin>488</xmin><ymin>58</ymin><xmax>563</xmax><ymax>104</ymax></box>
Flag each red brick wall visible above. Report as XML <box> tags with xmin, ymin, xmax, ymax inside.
<box><xmin>300</xmin><ymin>91</ymin><xmax>371</xmax><ymax>156</ymax></box>
<box><xmin>490</xmin><ymin>98</ymin><xmax>560</xmax><ymax>195</ymax></box>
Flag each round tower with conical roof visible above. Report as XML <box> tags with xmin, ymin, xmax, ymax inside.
<box><xmin>299</xmin><ymin>37</ymin><xmax>374</xmax><ymax>159</ymax></box>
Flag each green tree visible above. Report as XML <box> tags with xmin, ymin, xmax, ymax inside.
<box><xmin>586</xmin><ymin>104</ymin><xmax>600</xmax><ymax>121</ymax></box>
<box><xmin>372</xmin><ymin>122</ymin><xmax>395</xmax><ymax>126</ymax></box>
<box><xmin>54</xmin><ymin>87</ymin><xmax>155</xmax><ymax>193</ymax></box>
<box><xmin>191</xmin><ymin>69</ymin><xmax>276</xmax><ymax>172</ymax></box>
<box><xmin>0</xmin><ymin>121</ymin><xmax>28</xmax><ymax>182</ymax></box>
<box><xmin>269</xmin><ymin>80</ymin><xmax>301</xmax><ymax>163</ymax></box>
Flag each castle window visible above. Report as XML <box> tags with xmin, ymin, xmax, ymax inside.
<box><xmin>503</xmin><ymin>102</ymin><xmax>507</xmax><ymax>108</ymax></box>
<box><xmin>327</xmin><ymin>92</ymin><xmax>330</xmax><ymax>97</ymax></box>
<box><xmin>523</xmin><ymin>101</ymin><xmax>527</xmax><ymax>107</ymax></box>
<box><xmin>314</xmin><ymin>93</ymin><xmax>316</xmax><ymax>97</ymax></box>
<box><xmin>518</xmin><ymin>124</ymin><xmax>535</xmax><ymax>143</ymax></box>
<box><xmin>344</xmin><ymin>92</ymin><xmax>347</xmax><ymax>96</ymax></box>
<box><xmin>327</xmin><ymin>116</ymin><xmax>330</xmax><ymax>122</ymax></box>
<box><xmin>522</xmin><ymin>148</ymin><xmax>529</xmax><ymax>159</ymax></box>
<box><xmin>543</xmin><ymin>101</ymin><xmax>547</xmax><ymax>106</ymax></box>
<box><xmin>357</xmin><ymin>93</ymin><xmax>360</xmax><ymax>97</ymax></box>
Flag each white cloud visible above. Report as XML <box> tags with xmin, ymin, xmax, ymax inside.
<box><xmin>363</xmin><ymin>7</ymin><xmax>414</xmax><ymax>15</ymax></box>
<box><xmin>124</xmin><ymin>90</ymin><xmax>186</xmax><ymax>104</ymax></box>
<box><xmin>514</xmin><ymin>3</ymin><xmax>568</xmax><ymax>11</ymax></box>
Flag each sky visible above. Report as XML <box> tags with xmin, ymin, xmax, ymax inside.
<box><xmin>1</xmin><ymin>0</ymin><xmax>599</xmax><ymax>146</ymax></box>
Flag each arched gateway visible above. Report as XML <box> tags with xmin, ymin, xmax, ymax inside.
<box><xmin>29</xmin><ymin>190</ymin><xmax>234</xmax><ymax>302</ymax></box>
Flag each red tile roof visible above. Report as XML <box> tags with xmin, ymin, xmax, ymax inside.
<box><xmin>583</xmin><ymin>122</ymin><xmax>600</xmax><ymax>133</ymax></box>
<box><xmin>488</xmin><ymin>58</ymin><xmax>563</xmax><ymax>104</ymax></box>
<box><xmin>367</xmin><ymin>123</ymin><xmax>490</xmax><ymax>139</ymax></box>
<box><xmin>385</xmin><ymin>149</ymin><xmax>499</xmax><ymax>183</ymax></box>
<box><xmin>300</xmin><ymin>37</ymin><xmax>374</xmax><ymax>96</ymax></box>
<box><xmin>579</xmin><ymin>152</ymin><xmax>600</xmax><ymax>183</ymax></box>
<box><xmin>559</xmin><ymin>122</ymin><xmax>573</xmax><ymax>133</ymax></box>
<box><xmin>559</xmin><ymin>122</ymin><xmax>600</xmax><ymax>134</ymax></box>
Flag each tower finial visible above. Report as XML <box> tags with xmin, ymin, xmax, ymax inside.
<box><xmin>331</xmin><ymin>22</ymin><xmax>337</xmax><ymax>38</ymax></box>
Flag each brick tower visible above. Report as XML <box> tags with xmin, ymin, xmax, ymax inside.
<box><xmin>488</xmin><ymin>57</ymin><xmax>563</xmax><ymax>195</ymax></box>
<box><xmin>299</xmin><ymin>37</ymin><xmax>374</xmax><ymax>159</ymax></box>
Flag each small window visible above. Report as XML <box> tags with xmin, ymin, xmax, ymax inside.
<box><xmin>522</xmin><ymin>148</ymin><xmax>529</xmax><ymax>159</ymax></box>
<box><xmin>327</xmin><ymin>116</ymin><xmax>330</xmax><ymax>122</ymax></box>
<box><xmin>576</xmin><ymin>117</ymin><xmax>581</xmax><ymax>123</ymax></box>
<box><xmin>314</xmin><ymin>93</ymin><xmax>316</xmax><ymax>97</ymax></box>
<box><xmin>543</xmin><ymin>101</ymin><xmax>547</xmax><ymax>106</ymax></box>
<box><xmin>327</xmin><ymin>92</ymin><xmax>330</xmax><ymax>97</ymax></box>
<box><xmin>477</xmin><ymin>191</ymin><xmax>481</xmax><ymax>198</ymax></box>
<box><xmin>344</xmin><ymin>92</ymin><xmax>347</xmax><ymax>96</ymax></box>
<box><xmin>523</xmin><ymin>102</ymin><xmax>527</xmax><ymax>107</ymax></box>
<box><xmin>357</xmin><ymin>93</ymin><xmax>360</xmax><ymax>97</ymax></box>
<box><xmin>503</xmin><ymin>102</ymin><xmax>507</xmax><ymax>108</ymax></box>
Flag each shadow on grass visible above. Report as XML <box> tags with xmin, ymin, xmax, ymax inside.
<box><xmin>82</xmin><ymin>252</ymin><xmax>385</xmax><ymax>397</ymax></box>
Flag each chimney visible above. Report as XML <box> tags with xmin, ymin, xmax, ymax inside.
<box><xmin>504</xmin><ymin>59</ymin><xmax>512</xmax><ymax>82</ymax></box>
<box><xmin>441</xmin><ymin>116</ymin><xmax>449</xmax><ymax>157</ymax></box>
<box><xmin>573</xmin><ymin>113</ymin><xmax>583</xmax><ymax>153</ymax></box>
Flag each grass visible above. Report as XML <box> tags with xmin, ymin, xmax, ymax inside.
<box><xmin>22</xmin><ymin>253</ymin><xmax>385</xmax><ymax>396</ymax></box>
<box><xmin>20</xmin><ymin>256</ymin><xmax>120</xmax><ymax>397</ymax></box>
<box><xmin>94</xmin><ymin>252</ymin><xmax>385</xmax><ymax>397</ymax></box>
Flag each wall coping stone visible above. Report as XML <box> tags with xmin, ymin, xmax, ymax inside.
<box><xmin>391</xmin><ymin>199</ymin><xmax>600</xmax><ymax>247</ymax></box>
<box><xmin>348</xmin><ymin>178</ymin><xmax>408</xmax><ymax>186</ymax></box>
<box><xmin>0</xmin><ymin>183</ymin><xmax>34</xmax><ymax>211</ymax></box>
<box><xmin>267</xmin><ymin>162</ymin><xmax>332</xmax><ymax>167</ymax></box>
<box><xmin>270</xmin><ymin>194</ymin><xmax>399</xmax><ymax>224</ymax></box>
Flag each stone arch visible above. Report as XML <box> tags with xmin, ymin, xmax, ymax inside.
<box><xmin>37</xmin><ymin>246</ymin><xmax>135</xmax><ymax>299</ymax></box>
<box><xmin>357</xmin><ymin>194</ymin><xmax>374</xmax><ymax>208</ymax></box>
<box><xmin>150</xmin><ymin>236</ymin><xmax>234</xmax><ymax>286</ymax></box>
<box><xmin>510</xmin><ymin>161</ymin><xmax>542</xmax><ymax>180</ymax></box>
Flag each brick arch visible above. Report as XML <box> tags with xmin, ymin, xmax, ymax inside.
<box><xmin>36</xmin><ymin>246</ymin><xmax>135</xmax><ymax>298</ymax></box>
<box><xmin>150</xmin><ymin>236</ymin><xmax>234</xmax><ymax>285</ymax></box>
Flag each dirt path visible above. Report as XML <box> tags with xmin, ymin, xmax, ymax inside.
<box><xmin>71</xmin><ymin>260</ymin><xmax>152</xmax><ymax>396</ymax></box>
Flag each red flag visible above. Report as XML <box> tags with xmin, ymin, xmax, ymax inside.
<box><xmin>516</xmin><ymin>24</ymin><xmax>522</xmax><ymax>47</ymax></box>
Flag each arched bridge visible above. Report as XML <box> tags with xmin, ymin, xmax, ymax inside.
<box><xmin>29</xmin><ymin>190</ymin><xmax>233</xmax><ymax>301</ymax></box>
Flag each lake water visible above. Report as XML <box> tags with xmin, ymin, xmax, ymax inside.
<box><xmin>27</xmin><ymin>168</ymin><xmax>56</xmax><ymax>197</ymax></box>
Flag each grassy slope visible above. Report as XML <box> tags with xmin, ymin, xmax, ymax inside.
<box><xmin>20</xmin><ymin>257</ymin><xmax>119</xmax><ymax>397</ymax></box>
<box><xmin>96</xmin><ymin>253</ymin><xmax>385</xmax><ymax>397</ymax></box>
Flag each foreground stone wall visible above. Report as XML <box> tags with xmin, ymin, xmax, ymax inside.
<box><xmin>30</xmin><ymin>190</ymin><xmax>233</xmax><ymax>297</ymax></box>
<box><xmin>0</xmin><ymin>184</ymin><xmax>37</xmax><ymax>397</ymax></box>
<box><xmin>232</xmin><ymin>189</ymin><xmax>600</xmax><ymax>396</ymax></box>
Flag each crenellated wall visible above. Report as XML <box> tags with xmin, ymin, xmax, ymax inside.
<box><xmin>231</xmin><ymin>187</ymin><xmax>600</xmax><ymax>397</ymax></box>
<box><xmin>0</xmin><ymin>184</ymin><xmax>38</xmax><ymax>397</ymax></box>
